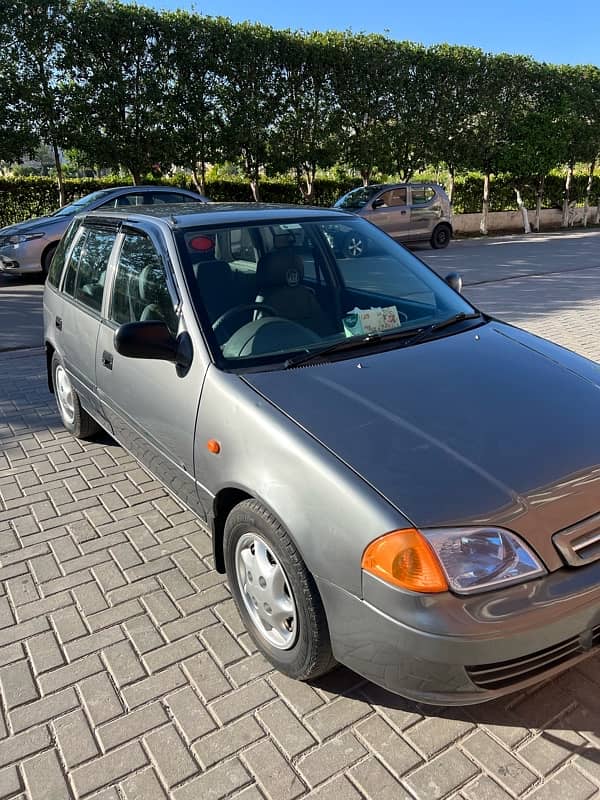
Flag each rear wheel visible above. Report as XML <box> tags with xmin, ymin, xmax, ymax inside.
<box><xmin>51</xmin><ymin>353</ymin><xmax>99</xmax><ymax>439</ymax></box>
<box><xmin>224</xmin><ymin>499</ymin><xmax>336</xmax><ymax>681</ymax></box>
<box><xmin>41</xmin><ymin>243</ymin><xmax>58</xmax><ymax>277</ymax></box>
<box><xmin>430</xmin><ymin>223</ymin><xmax>452</xmax><ymax>249</ymax></box>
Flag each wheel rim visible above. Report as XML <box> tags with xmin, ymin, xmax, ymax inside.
<box><xmin>55</xmin><ymin>365</ymin><xmax>75</xmax><ymax>425</ymax></box>
<box><xmin>437</xmin><ymin>228</ymin><xmax>449</xmax><ymax>245</ymax></box>
<box><xmin>235</xmin><ymin>532</ymin><xmax>298</xmax><ymax>650</ymax></box>
<box><xmin>347</xmin><ymin>236</ymin><xmax>363</xmax><ymax>257</ymax></box>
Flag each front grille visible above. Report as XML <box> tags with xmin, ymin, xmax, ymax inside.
<box><xmin>466</xmin><ymin>625</ymin><xmax>600</xmax><ymax>690</ymax></box>
<box><xmin>554</xmin><ymin>512</ymin><xmax>600</xmax><ymax>567</ymax></box>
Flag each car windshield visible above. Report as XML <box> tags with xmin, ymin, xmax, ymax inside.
<box><xmin>51</xmin><ymin>189</ymin><xmax>117</xmax><ymax>218</ymax></box>
<box><xmin>175</xmin><ymin>216</ymin><xmax>477</xmax><ymax>370</ymax></box>
<box><xmin>334</xmin><ymin>186</ymin><xmax>382</xmax><ymax>210</ymax></box>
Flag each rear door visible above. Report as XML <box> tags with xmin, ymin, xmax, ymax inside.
<box><xmin>409</xmin><ymin>185</ymin><xmax>440</xmax><ymax>240</ymax></box>
<box><xmin>95</xmin><ymin>224</ymin><xmax>209</xmax><ymax>515</ymax></box>
<box><xmin>55</xmin><ymin>222</ymin><xmax>119</xmax><ymax>421</ymax></box>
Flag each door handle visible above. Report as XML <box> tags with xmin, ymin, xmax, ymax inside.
<box><xmin>102</xmin><ymin>351</ymin><xmax>113</xmax><ymax>370</ymax></box>
<box><xmin>400</xmin><ymin>210</ymin><xmax>407</xmax><ymax>215</ymax></box>
<box><xmin>55</xmin><ymin>316</ymin><xmax>62</xmax><ymax>330</ymax></box>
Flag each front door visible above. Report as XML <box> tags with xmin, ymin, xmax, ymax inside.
<box><xmin>363</xmin><ymin>187</ymin><xmax>412</xmax><ymax>240</ymax></box>
<box><xmin>95</xmin><ymin>226</ymin><xmax>209</xmax><ymax>516</ymax></box>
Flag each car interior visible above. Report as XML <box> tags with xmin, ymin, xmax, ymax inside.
<box><xmin>179</xmin><ymin>222</ymin><xmax>442</xmax><ymax>360</ymax></box>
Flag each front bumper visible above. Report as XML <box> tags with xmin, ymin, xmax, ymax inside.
<box><xmin>317</xmin><ymin>559</ymin><xmax>600</xmax><ymax>705</ymax></box>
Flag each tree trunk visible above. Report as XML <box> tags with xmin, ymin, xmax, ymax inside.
<box><xmin>515</xmin><ymin>188</ymin><xmax>531</xmax><ymax>234</ymax></box>
<box><xmin>360</xmin><ymin>167</ymin><xmax>371</xmax><ymax>187</ymax></box>
<box><xmin>562</xmin><ymin>162</ymin><xmax>574</xmax><ymax>228</ymax></box>
<box><xmin>447</xmin><ymin>166</ymin><xmax>455</xmax><ymax>206</ymax></box>
<box><xmin>191</xmin><ymin>165</ymin><xmax>206</xmax><ymax>196</ymax></box>
<box><xmin>583</xmin><ymin>160</ymin><xmax>595</xmax><ymax>227</ymax></box>
<box><xmin>534</xmin><ymin>175</ymin><xmax>545</xmax><ymax>233</ymax></box>
<box><xmin>52</xmin><ymin>140</ymin><xmax>65</xmax><ymax>207</ymax></box>
<box><xmin>130</xmin><ymin>169</ymin><xmax>141</xmax><ymax>186</ymax></box>
<box><xmin>480</xmin><ymin>173</ymin><xmax>491</xmax><ymax>235</ymax></box>
<box><xmin>250</xmin><ymin>177</ymin><xmax>260</xmax><ymax>202</ymax></box>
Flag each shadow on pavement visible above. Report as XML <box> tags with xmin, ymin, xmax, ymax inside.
<box><xmin>0</xmin><ymin>274</ymin><xmax>44</xmax><ymax>351</ymax></box>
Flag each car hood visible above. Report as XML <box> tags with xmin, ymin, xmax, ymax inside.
<box><xmin>244</xmin><ymin>322</ymin><xmax>600</xmax><ymax>570</ymax></box>
<box><xmin>0</xmin><ymin>215</ymin><xmax>64</xmax><ymax>236</ymax></box>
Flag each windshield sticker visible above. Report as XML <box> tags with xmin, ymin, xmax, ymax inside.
<box><xmin>343</xmin><ymin>306</ymin><xmax>401</xmax><ymax>337</ymax></box>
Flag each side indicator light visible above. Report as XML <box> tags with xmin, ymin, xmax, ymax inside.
<box><xmin>362</xmin><ymin>528</ymin><xmax>448</xmax><ymax>593</ymax></box>
<box><xmin>207</xmin><ymin>439</ymin><xmax>221</xmax><ymax>454</ymax></box>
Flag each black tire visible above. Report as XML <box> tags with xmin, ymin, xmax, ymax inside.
<box><xmin>41</xmin><ymin>243</ymin><xmax>58</xmax><ymax>276</ymax></box>
<box><xmin>224</xmin><ymin>499</ymin><xmax>336</xmax><ymax>681</ymax></box>
<box><xmin>51</xmin><ymin>352</ymin><xmax>100</xmax><ymax>439</ymax></box>
<box><xmin>343</xmin><ymin>232</ymin><xmax>367</xmax><ymax>258</ymax></box>
<box><xmin>430</xmin><ymin>223</ymin><xmax>452</xmax><ymax>249</ymax></box>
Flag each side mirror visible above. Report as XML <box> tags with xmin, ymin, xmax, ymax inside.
<box><xmin>114</xmin><ymin>321</ymin><xmax>193</xmax><ymax>372</ymax></box>
<box><xmin>445</xmin><ymin>272</ymin><xmax>463</xmax><ymax>294</ymax></box>
<box><xmin>372</xmin><ymin>197</ymin><xmax>385</xmax><ymax>209</ymax></box>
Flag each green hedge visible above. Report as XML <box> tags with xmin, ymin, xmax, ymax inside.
<box><xmin>1</xmin><ymin>173</ymin><xmax>598</xmax><ymax>228</ymax></box>
<box><xmin>0</xmin><ymin>175</ymin><xmax>359</xmax><ymax>227</ymax></box>
<box><xmin>451</xmin><ymin>173</ymin><xmax>600</xmax><ymax>214</ymax></box>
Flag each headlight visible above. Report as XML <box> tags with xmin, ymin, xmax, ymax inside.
<box><xmin>7</xmin><ymin>233</ymin><xmax>45</xmax><ymax>245</ymax></box>
<box><xmin>362</xmin><ymin>526</ymin><xmax>546</xmax><ymax>595</ymax></box>
<box><xmin>423</xmin><ymin>527</ymin><xmax>546</xmax><ymax>593</ymax></box>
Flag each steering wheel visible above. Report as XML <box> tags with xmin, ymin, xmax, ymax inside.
<box><xmin>212</xmin><ymin>303</ymin><xmax>277</xmax><ymax>333</ymax></box>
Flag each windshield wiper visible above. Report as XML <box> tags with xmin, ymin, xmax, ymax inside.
<box><xmin>283</xmin><ymin>332</ymin><xmax>386</xmax><ymax>368</ymax></box>
<box><xmin>283</xmin><ymin>312</ymin><xmax>482</xmax><ymax>369</ymax></box>
<box><xmin>399</xmin><ymin>312</ymin><xmax>482</xmax><ymax>347</ymax></box>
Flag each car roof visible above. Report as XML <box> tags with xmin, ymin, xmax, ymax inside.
<box><xmin>84</xmin><ymin>202</ymin><xmax>351</xmax><ymax>228</ymax></box>
<box><xmin>101</xmin><ymin>185</ymin><xmax>201</xmax><ymax>195</ymax></box>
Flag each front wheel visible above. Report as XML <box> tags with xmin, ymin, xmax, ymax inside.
<box><xmin>51</xmin><ymin>353</ymin><xmax>99</xmax><ymax>439</ymax></box>
<box><xmin>430</xmin><ymin>223</ymin><xmax>452</xmax><ymax>249</ymax></box>
<box><xmin>224</xmin><ymin>499</ymin><xmax>336</xmax><ymax>680</ymax></box>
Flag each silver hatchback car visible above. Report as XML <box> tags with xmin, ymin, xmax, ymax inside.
<box><xmin>43</xmin><ymin>203</ymin><xmax>600</xmax><ymax>705</ymax></box>
<box><xmin>0</xmin><ymin>185</ymin><xmax>208</xmax><ymax>277</ymax></box>
<box><xmin>334</xmin><ymin>182</ymin><xmax>453</xmax><ymax>251</ymax></box>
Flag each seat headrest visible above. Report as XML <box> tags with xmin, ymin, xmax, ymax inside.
<box><xmin>138</xmin><ymin>265</ymin><xmax>164</xmax><ymax>304</ymax></box>
<box><xmin>257</xmin><ymin>249</ymin><xmax>304</xmax><ymax>291</ymax></box>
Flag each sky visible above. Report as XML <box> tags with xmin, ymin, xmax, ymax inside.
<box><xmin>128</xmin><ymin>0</ymin><xmax>600</xmax><ymax>66</ymax></box>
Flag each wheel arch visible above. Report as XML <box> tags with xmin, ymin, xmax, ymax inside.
<box><xmin>45</xmin><ymin>341</ymin><xmax>55</xmax><ymax>393</ymax></box>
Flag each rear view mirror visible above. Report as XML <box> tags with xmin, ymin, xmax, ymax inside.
<box><xmin>115</xmin><ymin>321</ymin><xmax>194</xmax><ymax>373</ymax></box>
<box><xmin>445</xmin><ymin>272</ymin><xmax>463</xmax><ymax>294</ymax></box>
<box><xmin>372</xmin><ymin>197</ymin><xmax>385</xmax><ymax>209</ymax></box>
<box><xmin>115</xmin><ymin>321</ymin><xmax>178</xmax><ymax>361</ymax></box>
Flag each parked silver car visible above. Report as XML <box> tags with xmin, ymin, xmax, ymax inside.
<box><xmin>43</xmin><ymin>203</ymin><xmax>600</xmax><ymax>705</ymax></box>
<box><xmin>334</xmin><ymin>182</ymin><xmax>453</xmax><ymax>250</ymax></box>
<box><xmin>0</xmin><ymin>185</ymin><xmax>208</xmax><ymax>277</ymax></box>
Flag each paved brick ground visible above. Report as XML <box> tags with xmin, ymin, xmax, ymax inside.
<box><xmin>0</xmin><ymin>267</ymin><xmax>599</xmax><ymax>800</ymax></box>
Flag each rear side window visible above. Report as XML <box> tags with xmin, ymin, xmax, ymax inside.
<box><xmin>46</xmin><ymin>220</ymin><xmax>82</xmax><ymax>288</ymax></box>
<box><xmin>62</xmin><ymin>227</ymin><xmax>117</xmax><ymax>313</ymax></box>
<box><xmin>411</xmin><ymin>186</ymin><xmax>437</xmax><ymax>206</ymax></box>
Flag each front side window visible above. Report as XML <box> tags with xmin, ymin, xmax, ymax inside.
<box><xmin>377</xmin><ymin>188</ymin><xmax>408</xmax><ymax>207</ymax></box>
<box><xmin>176</xmin><ymin>218</ymin><xmax>478</xmax><ymax>370</ymax></box>
<box><xmin>109</xmin><ymin>232</ymin><xmax>178</xmax><ymax>335</ymax></box>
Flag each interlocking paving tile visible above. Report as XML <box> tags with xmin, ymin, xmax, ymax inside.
<box><xmin>1</xmin><ymin>251</ymin><xmax>600</xmax><ymax>799</ymax></box>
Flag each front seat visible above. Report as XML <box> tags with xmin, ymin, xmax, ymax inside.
<box><xmin>255</xmin><ymin>248</ymin><xmax>331</xmax><ymax>335</ymax></box>
<box><xmin>138</xmin><ymin>265</ymin><xmax>177</xmax><ymax>331</ymax></box>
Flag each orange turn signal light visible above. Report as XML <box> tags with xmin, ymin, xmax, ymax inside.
<box><xmin>207</xmin><ymin>439</ymin><xmax>221</xmax><ymax>454</ymax></box>
<box><xmin>361</xmin><ymin>528</ymin><xmax>448</xmax><ymax>593</ymax></box>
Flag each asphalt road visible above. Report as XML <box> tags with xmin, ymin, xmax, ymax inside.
<box><xmin>1</xmin><ymin>228</ymin><xmax>599</xmax><ymax>352</ymax></box>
